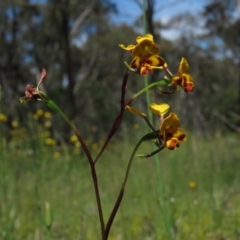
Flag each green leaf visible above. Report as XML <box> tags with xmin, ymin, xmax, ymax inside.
<box><xmin>155</xmin><ymin>78</ymin><xmax>171</xmax><ymax>87</ymax></box>
<box><xmin>140</xmin><ymin>131</ymin><xmax>158</xmax><ymax>142</ymax></box>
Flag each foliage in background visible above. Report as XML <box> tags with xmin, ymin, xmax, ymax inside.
<box><xmin>0</xmin><ymin>0</ymin><xmax>239</xmax><ymax>139</ymax></box>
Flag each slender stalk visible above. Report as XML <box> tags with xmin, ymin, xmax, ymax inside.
<box><xmin>142</xmin><ymin>0</ymin><xmax>173</xmax><ymax>239</ymax></box>
<box><xmin>105</xmin><ymin>137</ymin><xmax>143</xmax><ymax>238</ymax></box>
<box><xmin>47</xmin><ymin>101</ymin><xmax>105</xmax><ymax>239</ymax></box>
<box><xmin>133</xmin><ymin>81</ymin><xmax>166</xmax><ymax>99</ymax></box>
<box><xmin>94</xmin><ymin>73</ymin><xmax>168</xmax><ymax>165</ymax></box>
<box><xmin>94</xmin><ymin>70</ymin><xmax>129</xmax><ymax>165</ymax></box>
<box><xmin>73</xmin><ymin>126</ymin><xmax>105</xmax><ymax>240</ymax></box>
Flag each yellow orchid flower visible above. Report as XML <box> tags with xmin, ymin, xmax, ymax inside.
<box><xmin>159</xmin><ymin>113</ymin><xmax>186</xmax><ymax>150</ymax></box>
<box><xmin>172</xmin><ymin>58</ymin><xmax>194</xmax><ymax>92</ymax></box>
<box><xmin>119</xmin><ymin>34</ymin><xmax>167</xmax><ymax>75</ymax></box>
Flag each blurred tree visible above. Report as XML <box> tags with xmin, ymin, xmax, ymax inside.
<box><xmin>1</xmin><ymin>0</ymin><xmax>239</xmax><ymax>139</ymax></box>
<box><xmin>157</xmin><ymin>0</ymin><xmax>239</xmax><ymax>131</ymax></box>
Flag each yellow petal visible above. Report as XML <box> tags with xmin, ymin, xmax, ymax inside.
<box><xmin>181</xmin><ymin>73</ymin><xmax>194</xmax><ymax>92</ymax></box>
<box><xmin>174</xmin><ymin>128</ymin><xmax>187</xmax><ymax>142</ymax></box>
<box><xmin>178</xmin><ymin>57</ymin><xmax>189</xmax><ymax>74</ymax></box>
<box><xmin>149</xmin><ymin>103</ymin><xmax>170</xmax><ymax>116</ymax></box>
<box><xmin>147</xmin><ymin>55</ymin><xmax>166</xmax><ymax>67</ymax></box>
<box><xmin>166</xmin><ymin>138</ymin><xmax>179</xmax><ymax>150</ymax></box>
<box><xmin>136</xmin><ymin>34</ymin><xmax>154</xmax><ymax>43</ymax></box>
<box><xmin>130</xmin><ymin>56</ymin><xmax>141</xmax><ymax>69</ymax></box>
<box><xmin>140</xmin><ymin>65</ymin><xmax>150</xmax><ymax>75</ymax></box>
<box><xmin>172</xmin><ymin>75</ymin><xmax>182</xmax><ymax>85</ymax></box>
<box><xmin>132</xmin><ymin>40</ymin><xmax>159</xmax><ymax>57</ymax></box>
<box><xmin>125</xmin><ymin>105</ymin><xmax>146</xmax><ymax>117</ymax></box>
<box><xmin>0</xmin><ymin>113</ymin><xmax>8</xmax><ymax>122</ymax></box>
<box><xmin>160</xmin><ymin>113</ymin><xmax>180</xmax><ymax>134</ymax></box>
<box><xmin>119</xmin><ymin>44</ymin><xmax>136</xmax><ymax>52</ymax></box>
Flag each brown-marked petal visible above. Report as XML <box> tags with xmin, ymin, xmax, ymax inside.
<box><xmin>178</xmin><ymin>57</ymin><xmax>189</xmax><ymax>74</ymax></box>
<box><xmin>166</xmin><ymin>138</ymin><xmax>179</xmax><ymax>150</ymax></box>
<box><xmin>130</xmin><ymin>56</ymin><xmax>141</xmax><ymax>69</ymax></box>
<box><xmin>160</xmin><ymin>113</ymin><xmax>180</xmax><ymax>135</ymax></box>
<box><xmin>132</xmin><ymin>40</ymin><xmax>159</xmax><ymax>57</ymax></box>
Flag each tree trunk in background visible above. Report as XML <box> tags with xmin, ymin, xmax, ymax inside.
<box><xmin>61</xmin><ymin>0</ymin><xmax>75</xmax><ymax>115</ymax></box>
<box><xmin>237</xmin><ymin>0</ymin><xmax>240</xmax><ymax>118</ymax></box>
<box><xmin>145</xmin><ymin>0</ymin><xmax>155</xmax><ymax>37</ymax></box>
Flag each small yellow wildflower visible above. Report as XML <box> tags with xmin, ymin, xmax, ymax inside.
<box><xmin>45</xmin><ymin>138</ymin><xmax>56</xmax><ymax>146</ymax></box>
<box><xmin>70</xmin><ymin>135</ymin><xmax>78</xmax><ymax>143</ymax></box>
<box><xmin>44</xmin><ymin>121</ymin><xmax>52</xmax><ymax>128</ymax></box>
<box><xmin>53</xmin><ymin>151</ymin><xmax>61</xmax><ymax>158</ymax></box>
<box><xmin>36</xmin><ymin>109</ymin><xmax>44</xmax><ymax>116</ymax></box>
<box><xmin>134</xmin><ymin>123</ymin><xmax>140</xmax><ymax>129</ymax></box>
<box><xmin>11</xmin><ymin>120</ymin><xmax>19</xmax><ymax>128</ymax></box>
<box><xmin>44</xmin><ymin>111</ymin><xmax>52</xmax><ymax>118</ymax></box>
<box><xmin>189</xmin><ymin>181</ymin><xmax>197</xmax><ymax>189</ymax></box>
<box><xmin>43</xmin><ymin>131</ymin><xmax>51</xmax><ymax>138</ymax></box>
<box><xmin>75</xmin><ymin>141</ymin><xmax>81</xmax><ymax>148</ymax></box>
<box><xmin>0</xmin><ymin>113</ymin><xmax>8</xmax><ymax>122</ymax></box>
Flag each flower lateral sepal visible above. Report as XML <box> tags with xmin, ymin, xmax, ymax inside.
<box><xmin>124</xmin><ymin>61</ymin><xmax>139</xmax><ymax>74</ymax></box>
<box><xmin>125</xmin><ymin>105</ymin><xmax>146</xmax><ymax>117</ymax></box>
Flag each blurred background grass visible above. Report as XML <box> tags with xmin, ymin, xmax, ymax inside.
<box><xmin>1</xmin><ymin>111</ymin><xmax>240</xmax><ymax>239</ymax></box>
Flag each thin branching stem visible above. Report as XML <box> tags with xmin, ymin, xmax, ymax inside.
<box><xmin>105</xmin><ymin>137</ymin><xmax>143</xmax><ymax>238</ymax></box>
<box><xmin>47</xmin><ymin>101</ymin><xmax>106</xmax><ymax>239</ymax></box>
<box><xmin>94</xmin><ymin>70</ymin><xmax>129</xmax><ymax>165</ymax></box>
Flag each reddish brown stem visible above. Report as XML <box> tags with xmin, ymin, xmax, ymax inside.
<box><xmin>94</xmin><ymin>70</ymin><xmax>130</xmax><ymax>165</ymax></box>
<box><xmin>73</xmin><ymin>126</ymin><xmax>105</xmax><ymax>240</ymax></box>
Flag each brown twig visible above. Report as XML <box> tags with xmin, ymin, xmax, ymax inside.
<box><xmin>94</xmin><ymin>70</ymin><xmax>130</xmax><ymax>165</ymax></box>
<box><xmin>213</xmin><ymin>111</ymin><xmax>240</xmax><ymax>133</ymax></box>
<box><xmin>73</xmin><ymin>125</ymin><xmax>106</xmax><ymax>240</ymax></box>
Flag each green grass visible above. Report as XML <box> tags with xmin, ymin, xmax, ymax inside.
<box><xmin>0</xmin><ymin>130</ymin><xmax>240</xmax><ymax>240</ymax></box>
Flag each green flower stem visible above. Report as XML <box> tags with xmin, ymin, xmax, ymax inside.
<box><xmin>133</xmin><ymin>81</ymin><xmax>167</xmax><ymax>100</ymax></box>
<box><xmin>47</xmin><ymin>100</ymin><xmax>72</xmax><ymax>127</ymax></box>
<box><xmin>105</xmin><ymin>134</ymin><xmax>153</xmax><ymax>238</ymax></box>
<box><xmin>46</xmin><ymin>99</ymin><xmax>106</xmax><ymax>240</ymax></box>
<box><xmin>142</xmin><ymin>0</ymin><xmax>173</xmax><ymax>239</ymax></box>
